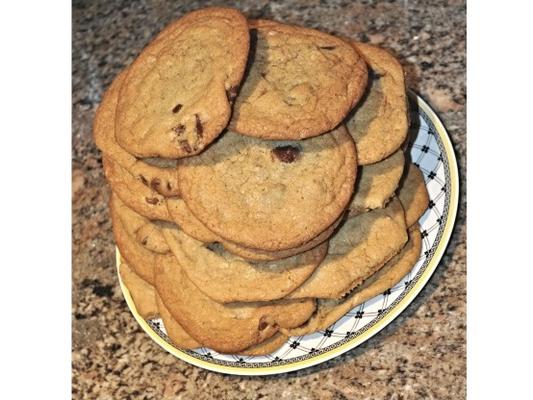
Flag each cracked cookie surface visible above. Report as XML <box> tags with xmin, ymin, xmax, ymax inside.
<box><xmin>115</xmin><ymin>8</ymin><xmax>249</xmax><ymax>158</ymax></box>
<box><xmin>230</xmin><ymin>19</ymin><xmax>368</xmax><ymax>140</ymax></box>
<box><xmin>177</xmin><ymin>125</ymin><xmax>357</xmax><ymax>251</ymax></box>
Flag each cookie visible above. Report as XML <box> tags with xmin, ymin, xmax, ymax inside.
<box><xmin>154</xmin><ymin>254</ymin><xmax>316</xmax><ymax>353</ymax></box>
<box><xmin>230</xmin><ymin>19</ymin><xmax>368</xmax><ymax>140</ymax></box>
<box><xmin>157</xmin><ymin>292</ymin><xmax>287</xmax><ymax>355</ymax></box>
<box><xmin>103</xmin><ymin>156</ymin><xmax>171</xmax><ymax>221</ymax></box>
<box><xmin>119</xmin><ymin>259</ymin><xmax>158</xmax><ymax>319</ymax></box>
<box><xmin>160</xmin><ymin>222</ymin><xmax>327</xmax><ymax>303</ymax></box>
<box><xmin>110</xmin><ymin>194</ymin><xmax>170</xmax><ymax>254</ymax></box>
<box><xmin>238</xmin><ymin>333</ymin><xmax>288</xmax><ymax>356</ymax></box>
<box><xmin>178</xmin><ymin>126</ymin><xmax>357</xmax><ymax>251</ymax></box>
<box><xmin>115</xmin><ymin>8</ymin><xmax>249</xmax><ymax>158</ymax></box>
<box><xmin>348</xmin><ymin>149</ymin><xmax>405</xmax><ymax>215</ymax></box>
<box><xmin>134</xmin><ymin>222</ymin><xmax>170</xmax><ymax>254</ymax></box>
<box><xmin>397</xmin><ymin>163</ymin><xmax>429</xmax><ymax>227</ymax></box>
<box><xmin>110</xmin><ymin>194</ymin><xmax>172</xmax><ymax>284</ymax></box>
<box><xmin>93</xmin><ymin>70</ymin><xmax>180</xmax><ymax>198</ymax></box>
<box><xmin>345</xmin><ymin>42</ymin><xmax>408</xmax><ymax>165</ymax></box>
<box><xmin>218</xmin><ymin>215</ymin><xmax>341</xmax><ymax>261</ymax></box>
<box><xmin>156</xmin><ymin>293</ymin><xmax>201</xmax><ymax>349</ymax></box>
<box><xmin>167</xmin><ymin>197</ymin><xmax>341</xmax><ymax>261</ymax></box>
<box><xmin>287</xmin><ymin>198</ymin><xmax>407</xmax><ymax>299</ymax></box>
<box><xmin>283</xmin><ymin>225</ymin><xmax>421</xmax><ymax>336</ymax></box>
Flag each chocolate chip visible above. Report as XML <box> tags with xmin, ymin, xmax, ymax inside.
<box><xmin>272</xmin><ymin>145</ymin><xmax>301</xmax><ymax>163</ymax></box>
<box><xmin>195</xmin><ymin>114</ymin><xmax>203</xmax><ymax>138</ymax></box>
<box><xmin>319</xmin><ymin>45</ymin><xmax>336</xmax><ymax>50</ymax></box>
<box><xmin>226</xmin><ymin>86</ymin><xmax>239</xmax><ymax>102</ymax></box>
<box><xmin>139</xmin><ymin>175</ymin><xmax>148</xmax><ymax>186</ymax></box>
<box><xmin>167</xmin><ymin>182</ymin><xmax>172</xmax><ymax>191</ymax></box>
<box><xmin>172</xmin><ymin>103</ymin><xmax>183</xmax><ymax>113</ymax></box>
<box><xmin>145</xmin><ymin>197</ymin><xmax>159</xmax><ymax>205</ymax></box>
<box><xmin>150</xmin><ymin>177</ymin><xmax>161</xmax><ymax>190</ymax></box>
<box><xmin>179</xmin><ymin>140</ymin><xmax>192</xmax><ymax>153</ymax></box>
<box><xmin>141</xmin><ymin>237</ymin><xmax>148</xmax><ymax>245</ymax></box>
<box><xmin>173</xmin><ymin>124</ymin><xmax>185</xmax><ymax>135</ymax></box>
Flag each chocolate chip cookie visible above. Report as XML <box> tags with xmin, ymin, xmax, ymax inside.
<box><xmin>345</xmin><ymin>42</ymin><xmax>408</xmax><ymax>165</ymax></box>
<box><xmin>103</xmin><ymin>156</ymin><xmax>171</xmax><ymax>221</ymax></box>
<box><xmin>287</xmin><ymin>198</ymin><xmax>408</xmax><ymax>299</ymax></box>
<box><xmin>177</xmin><ymin>126</ymin><xmax>357</xmax><ymax>251</ymax></box>
<box><xmin>155</xmin><ymin>254</ymin><xmax>316</xmax><ymax>353</ymax></box>
<box><xmin>160</xmin><ymin>222</ymin><xmax>327</xmax><ymax>303</ymax></box>
<box><xmin>284</xmin><ymin>225</ymin><xmax>421</xmax><ymax>336</ymax></box>
<box><xmin>157</xmin><ymin>291</ymin><xmax>287</xmax><ymax>354</ymax></box>
<box><xmin>156</xmin><ymin>293</ymin><xmax>201</xmax><ymax>349</ymax></box>
<box><xmin>230</xmin><ymin>19</ymin><xmax>368</xmax><ymax>140</ymax></box>
<box><xmin>94</xmin><ymin>70</ymin><xmax>180</xmax><ymax>198</ymax></box>
<box><xmin>110</xmin><ymin>194</ymin><xmax>174</xmax><ymax>284</ymax></box>
<box><xmin>166</xmin><ymin>197</ymin><xmax>340</xmax><ymax>261</ymax></box>
<box><xmin>115</xmin><ymin>8</ymin><xmax>249</xmax><ymax>158</ymax></box>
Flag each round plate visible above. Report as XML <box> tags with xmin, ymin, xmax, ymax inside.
<box><xmin>116</xmin><ymin>94</ymin><xmax>459</xmax><ymax>376</ymax></box>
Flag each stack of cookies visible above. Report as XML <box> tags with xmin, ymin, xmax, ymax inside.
<box><xmin>94</xmin><ymin>8</ymin><xmax>429</xmax><ymax>355</ymax></box>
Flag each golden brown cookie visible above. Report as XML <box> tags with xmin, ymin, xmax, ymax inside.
<box><xmin>230</xmin><ymin>19</ymin><xmax>367</xmax><ymax>139</ymax></box>
<box><xmin>348</xmin><ymin>149</ymin><xmax>405</xmax><ymax>215</ymax></box>
<box><xmin>156</xmin><ymin>293</ymin><xmax>201</xmax><ymax>349</ymax></box>
<box><xmin>94</xmin><ymin>70</ymin><xmax>180</xmax><ymax>198</ymax></box>
<box><xmin>345</xmin><ymin>42</ymin><xmax>408</xmax><ymax>165</ymax></box>
<box><xmin>160</xmin><ymin>223</ymin><xmax>327</xmax><ymax>303</ymax></box>
<box><xmin>166</xmin><ymin>197</ymin><xmax>340</xmax><ymax>261</ymax></box>
<box><xmin>134</xmin><ymin>222</ymin><xmax>170</xmax><ymax>254</ymax></box>
<box><xmin>119</xmin><ymin>259</ymin><xmax>158</xmax><ymax>319</ymax></box>
<box><xmin>115</xmin><ymin>8</ymin><xmax>249</xmax><ymax>158</ymax></box>
<box><xmin>178</xmin><ymin>126</ymin><xmax>357</xmax><ymax>251</ymax></box>
<box><xmin>398</xmin><ymin>164</ymin><xmax>430</xmax><ymax>227</ymax></box>
<box><xmin>103</xmin><ymin>156</ymin><xmax>171</xmax><ymax>221</ymax></box>
<box><xmin>154</xmin><ymin>254</ymin><xmax>316</xmax><ymax>354</ymax></box>
<box><xmin>157</xmin><ymin>292</ymin><xmax>287</xmax><ymax>354</ymax></box>
<box><xmin>287</xmin><ymin>198</ymin><xmax>407</xmax><ymax>299</ymax></box>
<box><xmin>110</xmin><ymin>194</ymin><xmax>173</xmax><ymax>284</ymax></box>
<box><xmin>283</xmin><ymin>225</ymin><xmax>421</xmax><ymax>336</ymax></box>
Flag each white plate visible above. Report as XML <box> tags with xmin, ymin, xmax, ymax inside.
<box><xmin>116</xmin><ymin>94</ymin><xmax>459</xmax><ymax>375</ymax></box>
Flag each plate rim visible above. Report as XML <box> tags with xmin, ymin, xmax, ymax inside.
<box><xmin>115</xmin><ymin>93</ymin><xmax>460</xmax><ymax>376</ymax></box>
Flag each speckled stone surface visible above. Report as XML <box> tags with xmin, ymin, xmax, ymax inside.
<box><xmin>72</xmin><ymin>0</ymin><xmax>466</xmax><ymax>398</ymax></box>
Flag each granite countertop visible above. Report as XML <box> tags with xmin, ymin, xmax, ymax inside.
<box><xmin>72</xmin><ymin>1</ymin><xmax>466</xmax><ymax>398</ymax></box>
